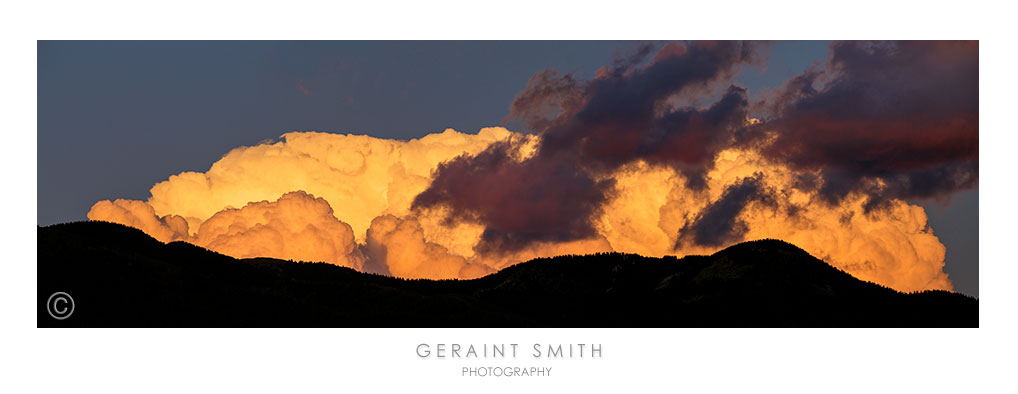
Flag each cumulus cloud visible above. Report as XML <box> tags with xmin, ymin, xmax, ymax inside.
<box><xmin>364</xmin><ymin>214</ymin><xmax>492</xmax><ymax>279</ymax></box>
<box><xmin>144</xmin><ymin>127</ymin><xmax>515</xmax><ymax>240</ymax></box>
<box><xmin>88</xmin><ymin>126</ymin><xmax>956</xmax><ymax>292</ymax></box>
<box><xmin>87</xmin><ymin>199</ymin><xmax>189</xmax><ymax>243</ymax></box>
<box><xmin>193</xmin><ymin>191</ymin><xmax>364</xmax><ymax>269</ymax></box>
<box><xmin>598</xmin><ymin>148</ymin><xmax>952</xmax><ymax>292</ymax></box>
<box><xmin>91</xmin><ymin>192</ymin><xmax>365</xmax><ymax>269</ymax></box>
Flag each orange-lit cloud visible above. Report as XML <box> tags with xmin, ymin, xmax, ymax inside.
<box><xmin>142</xmin><ymin>127</ymin><xmax>517</xmax><ymax>240</ymax></box>
<box><xmin>87</xmin><ymin>199</ymin><xmax>189</xmax><ymax>243</ymax></box>
<box><xmin>598</xmin><ymin>148</ymin><xmax>952</xmax><ymax>292</ymax></box>
<box><xmin>364</xmin><ymin>214</ymin><xmax>491</xmax><ymax>279</ymax></box>
<box><xmin>192</xmin><ymin>191</ymin><xmax>364</xmax><ymax>269</ymax></box>
<box><xmin>88</xmin><ymin>126</ymin><xmax>953</xmax><ymax>292</ymax></box>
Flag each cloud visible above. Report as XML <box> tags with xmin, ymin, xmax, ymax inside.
<box><xmin>92</xmin><ymin>192</ymin><xmax>365</xmax><ymax>269</ymax></box>
<box><xmin>598</xmin><ymin>148</ymin><xmax>952</xmax><ymax>292</ymax></box>
<box><xmin>192</xmin><ymin>191</ymin><xmax>364</xmax><ymax>269</ymax></box>
<box><xmin>364</xmin><ymin>214</ymin><xmax>492</xmax><ymax>279</ymax></box>
<box><xmin>87</xmin><ymin>126</ymin><xmax>956</xmax><ymax>292</ymax></box>
<box><xmin>754</xmin><ymin>40</ymin><xmax>978</xmax><ymax>209</ymax></box>
<box><xmin>414</xmin><ymin>41</ymin><xmax>764</xmax><ymax>252</ymax></box>
<box><xmin>676</xmin><ymin>172</ymin><xmax>776</xmax><ymax>248</ymax></box>
<box><xmin>144</xmin><ymin>127</ymin><xmax>516</xmax><ymax>240</ymax></box>
<box><xmin>87</xmin><ymin>199</ymin><xmax>189</xmax><ymax>243</ymax></box>
<box><xmin>412</xmin><ymin>137</ymin><xmax>612</xmax><ymax>254</ymax></box>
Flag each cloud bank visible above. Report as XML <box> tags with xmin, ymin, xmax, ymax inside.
<box><xmin>88</xmin><ymin>41</ymin><xmax>976</xmax><ymax>293</ymax></box>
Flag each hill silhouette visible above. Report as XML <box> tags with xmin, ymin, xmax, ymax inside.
<box><xmin>38</xmin><ymin>221</ymin><xmax>977</xmax><ymax>327</ymax></box>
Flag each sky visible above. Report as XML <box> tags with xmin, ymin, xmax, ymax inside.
<box><xmin>38</xmin><ymin>41</ymin><xmax>978</xmax><ymax>296</ymax></box>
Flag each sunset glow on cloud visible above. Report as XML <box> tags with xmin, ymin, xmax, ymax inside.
<box><xmin>87</xmin><ymin>40</ymin><xmax>976</xmax><ymax>293</ymax></box>
<box><xmin>88</xmin><ymin>126</ymin><xmax>951</xmax><ymax>292</ymax></box>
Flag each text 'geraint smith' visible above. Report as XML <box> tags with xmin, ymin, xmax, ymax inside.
<box><xmin>416</xmin><ymin>343</ymin><xmax>602</xmax><ymax>359</ymax></box>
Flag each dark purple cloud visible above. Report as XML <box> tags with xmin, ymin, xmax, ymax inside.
<box><xmin>677</xmin><ymin>173</ymin><xmax>776</xmax><ymax>248</ymax></box>
<box><xmin>415</xmin><ymin>40</ymin><xmax>978</xmax><ymax>253</ymax></box>
<box><xmin>412</xmin><ymin>138</ymin><xmax>614</xmax><ymax>253</ymax></box>
<box><xmin>414</xmin><ymin>41</ymin><xmax>765</xmax><ymax>252</ymax></box>
<box><xmin>532</xmin><ymin>41</ymin><xmax>763</xmax><ymax>184</ymax></box>
<box><xmin>755</xmin><ymin>40</ymin><xmax>979</xmax><ymax>210</ymax></box>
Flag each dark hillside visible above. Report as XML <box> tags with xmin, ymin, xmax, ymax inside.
<box><xmin>38</xmin><ymin>221</ymin><xmax>977</xmax><ymax>327</ymax></box>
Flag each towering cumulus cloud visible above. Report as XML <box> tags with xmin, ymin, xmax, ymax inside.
<box><xmin>89</xmin><ymin>128</ymin><xmax>517</xmax><ymax>275</ymax></box>
<box><xmin>88</xmin><ymin>41</ymin><xmax>976</xmax><ymax>293</ymax></box>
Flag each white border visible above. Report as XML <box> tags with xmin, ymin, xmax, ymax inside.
<box><xmin>4</xmin><ymin>1</ymin><xmax>1015</xmax><ymax>392</ymax></box>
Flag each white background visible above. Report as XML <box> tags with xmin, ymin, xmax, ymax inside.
<box><xmin>2</xmin><ymin>1</ymin><xmax>1015</xmax><ymax>392</ymax></box>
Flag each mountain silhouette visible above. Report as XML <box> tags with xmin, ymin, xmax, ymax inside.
<box><xmin>38</xmin><ymin>221</ymin><xmax>976</xmax><ymax>327</ymax></box>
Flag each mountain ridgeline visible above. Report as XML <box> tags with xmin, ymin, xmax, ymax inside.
<box><xmin>37</xmin><ymin>221</ymin><xmax>977</xmax><ymax>327</ymax></box>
